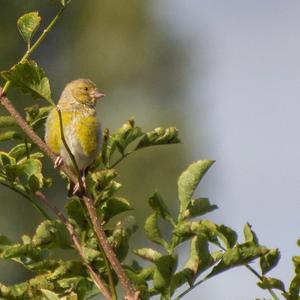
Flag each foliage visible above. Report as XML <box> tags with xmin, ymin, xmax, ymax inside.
<box><xmin>0</xmin><ymin>1</ymin><xmax>298</xmax><ymax>300</ymax></box>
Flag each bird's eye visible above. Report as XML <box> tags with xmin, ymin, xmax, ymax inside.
<box><xmin>84</xmin><ymin>87</ymin><xmax>88</xmax><ymax>91</ymax></box>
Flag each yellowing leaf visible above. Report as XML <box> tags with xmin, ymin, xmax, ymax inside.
<box><xmin>17</xmin><ymin>12</ymin><xmax>41</xmax><ymax>44</ymax></box>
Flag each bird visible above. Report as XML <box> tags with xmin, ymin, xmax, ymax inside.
<box><xmin>45</xmin><ymin>78</ymin><xmax>105</xmax><ymax>194</ymax></box>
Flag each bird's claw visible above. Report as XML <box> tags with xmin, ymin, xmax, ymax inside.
<box><xmin>72</xmin><ymin>175</ymin><xmax>87</xmax><ymax>195</ymax></box>
<box><xmin>124</xmin><ymin>291</ymin><xmax>141</xmax><ymax>300</ymax></box>
<box><xmin>54</xmin><ymin>155</ymin><xmax>63</xmax><ymax>168</ymax></box>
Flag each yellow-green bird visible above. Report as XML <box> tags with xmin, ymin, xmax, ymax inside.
<box><xmin>45</xmin><ymin>79</ymin><xmax>105</xmax><ymax>190</ymax></box>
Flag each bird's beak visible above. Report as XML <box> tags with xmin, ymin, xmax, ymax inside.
<box><xmin>90</xmin><ymin>89</ymin><xmax>106</xmax><ymax>100</ymax></box>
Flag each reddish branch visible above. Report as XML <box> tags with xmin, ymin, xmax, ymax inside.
<box><xmin>0</xmin><ymin>87</ymin><xmax>139</xmax><ymax>300</ymax></box>
<box><xmin>35</xmin><ymin>191</ymin><xmax>112</xmax><ymax>300</ymax></box>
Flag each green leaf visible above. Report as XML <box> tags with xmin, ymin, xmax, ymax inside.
<box><xmin>185</xmin><ymin>235</ymin><xmax>213</xmax><ymax>278</ymax></box>
<box><xmin>217</xmin><ymin>224</ymin><xmax>238</xmax><ymax>249</ymax></box>
<box><xmin>178</xmin><ymin>160</ymin><xmax>215</xmax><ymax>219</ymax></box>
<box><xmin>149</xmin><ymin>192</ymin><xmax>174</xmax><ymax>225</ymax></box>
<box><xmin>133</xmin><ymin>248</ymin><xmax>163</xmax><ymax>262</ymax></box>
<box><xmin>170</xmin><ymin>269</ymin><xmax>194</xmax><ymax>294</ymax></box>
<box><xmin>136</xmin><ymin>126</ymin><xmax>180</xmax><ymax>149</ymax></box>
<box><xmin>0</xmin><ymin>131</ymin><xmax>22</xmax><ymax>142</ymax></box>
<box><xmin>243</xmin><ymin>223</ymin><xmax>258</xmax><ymax>244</ymax></box>
<box><xmin>65</xmin><ymin>197</ymin><xmax>86</xmax><ymax>230</ymax></box>
<box><xmin>25</xmin><ymin>104</ymin><xmax>52</xmax><ymax>130</ymax></box>
<box><xmin>0</xmin><ymin>152</ymin><xmax>16</xmax><ymax>168</ymax></box>
<box><xmin>144</xmin><ymin>213</ymin><xmax>169</xmax><ymax>250</ymax></box>
<box><xmin>153</xmin><ymin>255</ymin><xmax>177</xmax><ymax>291</ymax></box>
<box><xmin>9</xmin><ymin>143</ymin><xmax>39</xmax><ymax>162</ymax></box>
<box><xmin>32</xmin><ymin>220</ymin><xmax>71</xmax><ymax>249</ymax></box>
<box><xmin>183</xmin><ymin>198</ymin><xmax>218</xmax><ymax>219</ymax></box>
<box><xmin>81</xmin><ymin>247</ymin><xmax>101</xmax><ymax>263</ymax></box>
<box><xmin>1</xmin><ymin>60</ymin><xmax>52</xmax><ymax>102</ymax></box>
<box><xmin>207</xmin><ymin>243</ymin><xmax>268</xmax><ymax>279</ymax></box>
<box><xmin>113</xmin><ymin>119</ymin><xmax>143</xmax><ymax>155</ymax></box>
<box><xmin>17</xmin><ymin>12</ymin><xmax>41</xmax><ymax>44</ymax></box>
<box><xmin>257</xmin><ymin>277</ymin><xmax>285</xmax><ymax>292</ymax></box>
<box><xmin>260</xmin><ymin>248</ymin><xmax>281</xmax><ymax>275</ymax></box>
<box><xmin>16</xmin><ymin>158</ymin><xmax>44</xmax><ymax>192</ymax></box>
<box><xmin>0</xmin><ymin>116</ymin><xmax>18</xmax><ymax>128</ymax></box>
<box><xmin>41</xmin><ymin>289</ymin><xmax>60</xmax><ymax>300</ymax></box>
<box><xmin>288</xmin><ymin>274</ymin><xmax>300</xmax><ymax>300</ymax></box>
<box><xmin>104</xmin><ymin>197</ymin><xmax>133</xmax><ymax>221</ymax></box>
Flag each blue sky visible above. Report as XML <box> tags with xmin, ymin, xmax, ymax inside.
<box><xmin>153</xmin><ymin>1</ymin><xmax>300</xmax><ymax>299</ymax></box>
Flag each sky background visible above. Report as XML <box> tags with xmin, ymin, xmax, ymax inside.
<box><xmin>154</xmin><ymin>1</ymin><xmax>300</xmax><ymax>299</ymax></box>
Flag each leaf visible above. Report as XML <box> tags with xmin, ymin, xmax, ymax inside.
<box><xmin>153</xmin><ymin>255</ymin><xmax>177</xmax><ymax>291</ymax></box>
<box><xmin>104</xmin><ymin>197</ymin><xmax>133</xmax><ymax>221</ymax></box>
<box><xmin>41</xmin><ymin>289</ymin><xmax>60</xmax><ymax>300</ymax></box>
<box><xmin>32</xmin><ymin>220</ymin><xmax>71</xmax><ymax>249</ymax></box>
<box><xmin>260</xmin><ymin>248</ymin><xmax>281</xmax><ymax>275</ymax></box>
<box><xmin>144</xmin><ymin>213</ymin><xmax>169</xmax><ymax>250</ymax></box>
<box><xmin>25</xmin><ymin>104</ymin><xmax>52</xmax><ymax>130</ymax></box>
<box><xmin>185</xmin><ymin>235</ymin><xmax>213</xmax><ymax>279</ymax></box>
<box><xmin>135</xmin><ymin>126</ymin><xmax>180</xmax><ymax>149</ymax></box>
<box><xmin>110</xmin><ymin>217</ymin><xmax>137</xmax><ymax>261</ymax></box>
<box><xmin>257</xmin><ymin>277</ymin><xmax>285</xmax><ymax>292</ymax></box>
<box><xmin>133</xmin><ymin>248</ymin><xmax>163</xmax><ymax>262</ymax></box>
<box><xmin>0</xmin><ymin>152</ymin><xmax>16</xmax><ymax>168</ymax></box>
<box><xmin>0</xmin><ymin>116</ymin><xmax>18</xmax><ymax>128</ymax></box>
<box><xmin>243</xmin><ymin>223</ymin><xmax>258</xmax><ymax>244</ymax></box>
<box><xmin>178</xmin><ymin>160</ymin><xmax>215</xmax><ymax>218</ymax></box>
<box><xmin>171</xmin><ymin>269</ymin><xmax>194</xmax><ymax>294</ymax></box>
<box><xmin>0</xmin><ymin>131</ymin><xmax>22</xmax><ymax>142</ymax></box>
<box><xmin>288</xmin><ymin>274</ymin><xmax>300</xmax><ymax>300</ymax></box>
<box><xmin>1</xmin><ymin>60</ymin><xmax>52</xmax><ymax>102</ymax></box>
<box><xmin>183</xmin><ymin>197</ymin><xmax>218</xmax><ymax>219</ymax></box>
<box><xmin>149</xmin><ymin>192</ymin><xmax>174</xmax><ymax>224</ymax></box>
<box><xmin>65</xmin><ymin>197</ymin><xmax>86</xmax><ymax>230</ymax></box>
<box><xmin>217</xmin><ymin>224</ymin><xmax>238</xmax><ymax>249</ymax></box>
<box><xmin>8</xmin><ymin>143</ymin><xmax>34</xmax><ymax>161</ymax></box>
<box><xmin>16</xmin><ymin>158</ymin><xmax>44</xmax><ymax>192</ymax></box>
<box><xmin>207</xmin><ymin>243</ymin><xmax>268</xmax><ymax>279</ymax></box>
<box><xmin>113</xmin><ymin>119</ymin><xmax>143</xmax><ymax>155</ymax></box>
<box><xmin>17</xmin><ymin>12</ymin><xmax>41</xmax><ymax>44</ymax></box>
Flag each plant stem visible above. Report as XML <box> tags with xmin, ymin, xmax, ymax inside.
<box><xmin>245</xmin><ymin>265</ymin><xmax>280</xmax><ymax>300</ymax></box>
<box><xmin>2</xmin><ymin>6</ymin><xmax>66</xmax><ymax>96</ymax></box>
<box><xmin>177</xmin><ymin>278</ymin><xmax>207</xmax><ymax>299</ymax></box>
<box><xmin>109</xmin><ymin>150</ymin><xmax>134</xmax><ymax>169</ymax></box>
<box><xmin>0</xmin><ymin>179</ymin><xmax>51</xmax><ymax>220</ymax></box>
<box><xmin>56</xmin><ymin>107</ymin><xmax>84</xmax><ymax>191</ymax></box>
<box><xmin>35</xmin><ymin>191</ymin><xmax>112</xmax><ymax>300</ymax></box>
<box><xmin>78</xmin><ymin>198</ymin><xmax>117</xmax><ymax>300</ymax></box>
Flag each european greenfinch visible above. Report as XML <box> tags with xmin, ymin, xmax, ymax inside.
<box><xmin>45</xmin><ymin>79</ymin><xmax>105</xmax><ymax>188</ymax></box>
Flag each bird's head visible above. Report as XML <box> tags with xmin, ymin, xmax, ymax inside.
<box><xmin>62</xmin><ymin>79</ymin><xmax>105</xmax><ymax>107</ymax></box>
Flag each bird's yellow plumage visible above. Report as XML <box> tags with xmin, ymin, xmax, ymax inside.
<box><xmin>45</xmin><ymin>79</ymin><xmax>104</xmax><ymax>172</ymax></box>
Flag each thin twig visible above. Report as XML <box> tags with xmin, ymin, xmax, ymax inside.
<box><xmin>35</xmin><ymin>191</ymin><xmax>112</xmax><ymax>300</ymax></box>
<box><xmin>245</xmin><ymin>265</ymin><xmax>280</xmax><ymax>300</ymax></box>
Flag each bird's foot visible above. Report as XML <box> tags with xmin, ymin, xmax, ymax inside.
<box><xmin>124</xmin><ymin>291</ymin><xmax>141</xmax><ymax>300</ymax></box>
<box><xmin>72</xmin><ymin>174</ymin><xmax>87</xmax><ymax>195</ymax></box>
<box><xmin>54</xmin><ymin>155</ymin><xmax>63</xmax><ymax>168</ymax></box>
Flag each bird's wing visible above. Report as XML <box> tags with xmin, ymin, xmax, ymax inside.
<box><xmin>75</xmin><ymin>115</ymin><xmax>101</xmax><ymax>156</ymax></box>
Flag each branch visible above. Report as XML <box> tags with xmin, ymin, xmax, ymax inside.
<box><xmin>0</xmin><ymin>88</ymin><xmax>139</xmax><ymax>300</ymax></box>
<box><xmin>35</xmin><ymin>191</ymin><xmax>112</xmax><ymax>300</ymax></box>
